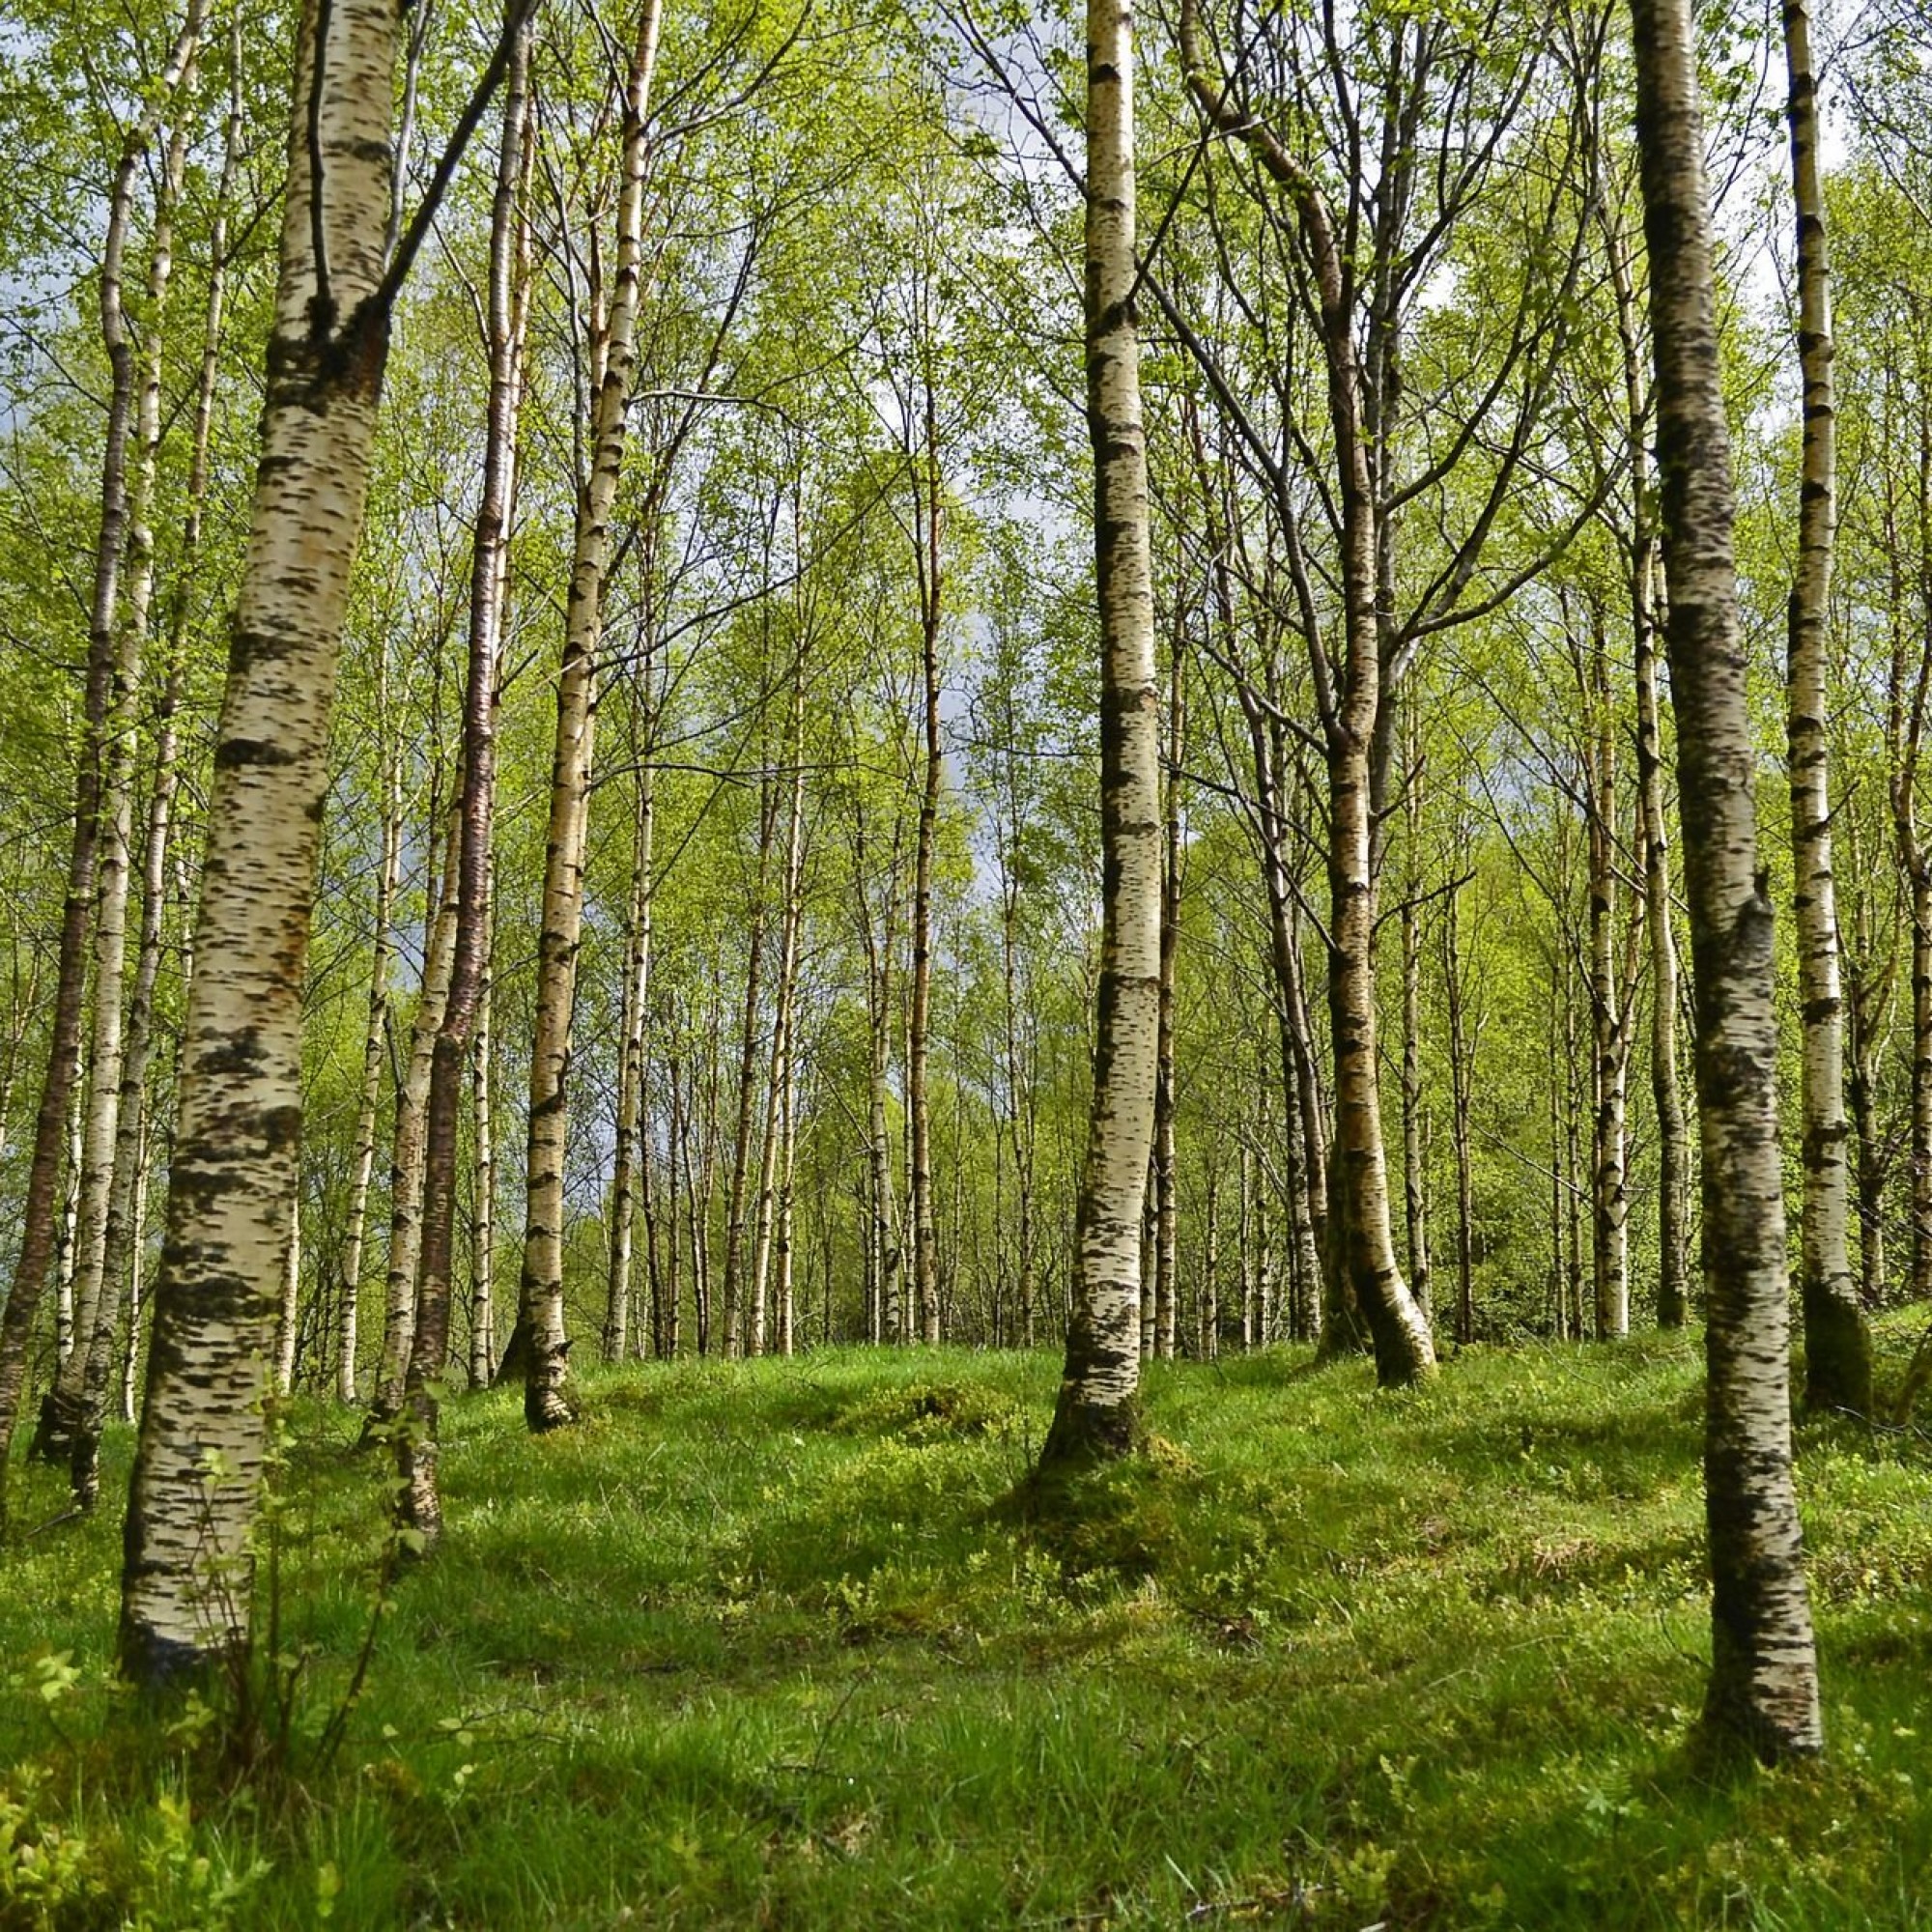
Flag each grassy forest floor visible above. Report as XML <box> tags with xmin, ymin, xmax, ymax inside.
<box><xmin>1</xmin><ymin>1322</ymin><xmax>1931</xmax><ymax>1929</ymax></box>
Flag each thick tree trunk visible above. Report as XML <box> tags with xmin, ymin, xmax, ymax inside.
<box><xmin>1038</xmin><ymin>0</ymin><xmax>1157</xmax><ymax>1469</ymax></box>
<box><xmin>1630</xmin><ymin>0</ymin><xmax>1823</xmax><ymax>1760</ymax></box>
<box><xmin>120</xmin><ymin>0</ymin><xmax>402</xmax><ymax>1686</ymax></box>
<box><xmin>1782</xmin><ymin>0</ymin><xmax>1872</xmax><ymax>1415</ymax></box>
<box><xmin>517</xmin><ymin>0</ymin><xmax>664</xmax><ymax>1433</ymax></box>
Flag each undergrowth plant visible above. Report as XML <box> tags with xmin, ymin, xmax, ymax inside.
<box><xmin>0</xmin><ymin>1331</ymin><xmax>1926</xmax><ymax>1927</ymax></box>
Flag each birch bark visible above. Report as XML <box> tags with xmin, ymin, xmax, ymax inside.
<box><xmin>400</xmin><ymin>16</ymin><xmax>532</xmax><ymax>1538</ymax></box>
<box><xmin>1783</xmin><ymin>0</ymin><xmax>1872</xmax><ymax>1413</ymax></box>
<box><xmin>121</xmin><ymin>0</ymin><xmax>403</xmax><ymax>1684</ymax></box>
<box><xmin>1037</xmin><ymin>0</ymin><xmax>1158</xmax><ymax>1468</ymax></box>
<box><xmin>516</xmin><ymin>0</ymin><xmax>665</xmax><ymax>1430</ymax></box>
<box><xmin>1630</xmin><ymin>0</ymin><xmax>1823</xmax><ymax>1760</ymax></box>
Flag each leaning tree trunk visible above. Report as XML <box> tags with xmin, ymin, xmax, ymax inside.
<box><xmin>120</xmin><ymin>0</ymin><xmax>407</xmax><ymax>1687</ymax></box>
<box><xmin>0</xmin><ymin>1</ymin><xmax>204</xmax><ymax>1527</ymax></box>
<box><xmin>516</xmin><ymin>0</ymin><xmax>664</xmax><ymax>1432</ymax></box>
<box><xmin>1783</xmin><ymin>0</ymin><xmax>1872</xmax><ymax>1415</ymax></box>
<box><xmin>1037</xmin><ymin>0</ymin><xmax>1158</xmax><ymax>1471</ymax></box>
<box><xmin>401</xmin><ymin>16</ymin><xmax>533</xmax><ymax>1538</ymax></box>
<box><xmin>1630</xmin><ymin>0</ymin><xmax>1823</xmax><ymax>1761</ymax></box>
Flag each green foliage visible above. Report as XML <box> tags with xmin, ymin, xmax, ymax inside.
<box><xmin>2</xmin><ymin>1333</ymin><xmax>1932</xmax><ymax>1927</ymax></box>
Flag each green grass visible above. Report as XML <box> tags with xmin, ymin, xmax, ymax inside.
<box><xmin>1</xmin><ymin>1322</ymin><xmax>1930</xmax><ymax>1928</ymax></box>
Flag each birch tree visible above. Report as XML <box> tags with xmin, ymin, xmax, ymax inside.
<box><xmin>1037</xmin><ymin>0</ymin><xmax>1158</xmax><ymax>1469</ymax></box>
<box><xmin>1628</xmin><ymin>0</ymin><xmax>1823</xmax><ymax>1761</ymax></box>
<box><xmin>513</xmin><ymin>0</ymin><xmax>664</xmax><ymax>1433</ymax></box>
<box><xmin>1782</xmin><ymin>0</ymin><xmax>1872</xmax><ymax>1414</ymax></box>
<box><xmin>119</xmin><ymin>0</ymin><xmax>526</xmax><ymax>1684</ymax></box>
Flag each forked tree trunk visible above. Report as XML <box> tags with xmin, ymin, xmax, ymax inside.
<box><xmin>0</xmin><ymin>2</ymin><xmax>204</xmax><ymax>1528</ymax></box>
<box><xmin>1630</xmin><ymin>0</ymin><xmax>1823</xmax><ymax>1761</ymax></box>
<box><xmin>1037</xmin><ymin>0</ymin><xmax>1158</xmax><ymax>1469</ymax></box>
<box><xmin>1782</xmin><ymin>0</ymin><xmax>1871</xmax><ymax>1414</ymax></box>
<box><xmin>120</xmin><ymin>0</ymin><xmax>406</xmax><ymax>1686</ymax></box>
<box><xmin>516</xmin><ymin>0</ymin><xmax>665</xmax><ymax>1432</ymax></box>
<box><xmin>1182</xmin><ymin>0</ymin><xmax>1434</xmax><ymax>1388</ymax></box>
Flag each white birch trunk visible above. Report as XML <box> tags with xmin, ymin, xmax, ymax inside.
<box><xmin>1783</xmin><ymin>0</ymin><xmax>1871</xmax><ymax>1414</ymax></box>
<box><xmin>1038</xmin><ymin>0</ymin><xmax>1158</xmax><ymax>1467</ymax></box>
<box><xmin>121</xmin><ymin>0</ymin><xmax>400</xmax><ymax>1686</ymax></box>
<box><xmin>1629</xmin><ymin>0</ymin><xmax>1823</xmax><ymax>1760</ymax></box>
<box><xmin>517</xmin><ymin>0</ymin><xmax>664</xmax><ymax>1431</ymax></box>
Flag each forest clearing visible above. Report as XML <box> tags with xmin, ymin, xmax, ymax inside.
<box><xmin>0</xmin><ymin>1331</ymin><xmax>1928</xmax><ymax>1929</ymax></box>
<box><xmin>8</xmin><ymin>0</ymin><xmax>1932</xmax><ymax>1920</ymax></box>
